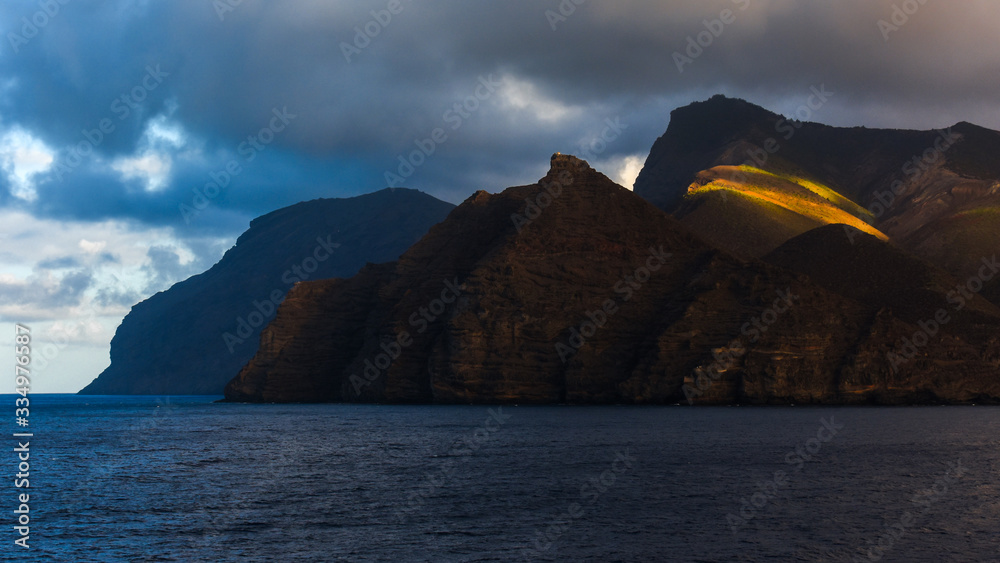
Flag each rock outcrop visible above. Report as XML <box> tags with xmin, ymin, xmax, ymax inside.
<box><xmin>224</xmin><ymin>155</ymin><xmax>1000</xmax><ymax>404</ymax></box>
<box><xmin>80</xmin><ymin>189</ymin><xmax>454</xmax><ymax>395</ymax></box>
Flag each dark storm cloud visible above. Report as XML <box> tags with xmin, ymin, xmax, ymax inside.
<box><xmin>2</xmin><ymin>0</ymin><xmax>999</xmax><ymax>243</ymax></box>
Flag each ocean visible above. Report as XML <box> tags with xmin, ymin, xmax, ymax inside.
<box><xmin>4</xmin><ymin>395</ymin><xmax>999</xmax><ymax>562</ymax></box>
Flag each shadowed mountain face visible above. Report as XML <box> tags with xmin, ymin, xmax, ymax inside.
<box><xmin>634</xmin><ymin>95</ymin><xmax>1000</xmax><ymax>285</ymax></box>
<box><xmin>79</xmin><ymin>189</ymin><xmax>455</xmax><ymax>395</ymax></box>
<box><xmin>764</xmin><ymin>225</ymin><xmax>1000</xmax><ymax>325</ymax></box>
<box><xmin>225</xmin><ymin>155</ymin><xmax>1000</xmax><ymax>405</ymax></box>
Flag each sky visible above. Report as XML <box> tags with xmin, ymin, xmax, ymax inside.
<box><xmin>1</xmin><ymin>0</ymin><xmax>999</xmax><ymax>392</ymax></box>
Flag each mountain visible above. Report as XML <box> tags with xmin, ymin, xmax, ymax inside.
<box><xmin>634</xmin><ymin>95</ymin><xmax>1000</xmax><ymax>292</ymax></box>
<box><xmin>224</xmin><ymin>155</ymin><xmax>1000</xmax><ymax>405</ymax></box>
<box><xmin>79</xmin><ymin>189</ymin><xmax>455</xmax><ymax>395</ymax></box>
<box><xmin>763</xmin><ymin>225</ymin><xmax>1000</xmax><ymax>325</ymax></box>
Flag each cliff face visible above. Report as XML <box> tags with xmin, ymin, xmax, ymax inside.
<box><xmin>225</xmin><ymin>155</ymin><xmax>1000</xmax><ymax>405</ymax></box>
<box><xmin>80</xmin><ymin>189</ymin><xmax>454</xmax><ymax>395</ymax></box>
<box><xmin>634</xmin><ymin>96</ymin><xmax>1000</xmax><ymax>296</ymax></box>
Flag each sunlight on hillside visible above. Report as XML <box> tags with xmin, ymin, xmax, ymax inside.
<box><xmin>686</xmin><ymin>166</ymin><xmax>888</xmax><ymax>241</ymax></box>
<box><xmin>749</xmin><ymin>167</ymin><xmax>876</xmax><ymax>222</ymax></box>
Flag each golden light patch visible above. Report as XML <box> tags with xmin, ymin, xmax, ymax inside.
<box><xmin>686</xmin><ymin>166</ymin><xmax>888</xmax><ymax>241</ymax></box>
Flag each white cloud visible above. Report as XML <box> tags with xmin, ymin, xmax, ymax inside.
<box><xmin>79</xmin><ymin>239</ymin><xmax>108</xmax><ymax>254</ymax></box>
<box><xmin>591</xmin><ymin>153</ymin><xmax>644</xmax><ymax>190</ymax></box>
<box><xmin>0</xmin><ymin>128</ymin><xmax>55</xmax><ymax>201</ymax></box>
<box><xmin>110</xmin><ymin>113</ymin><xmax>190</xmax><ymax>192</ymax></box>
<box><xmin>613</xmin><ymin>154</ymin><xmax>644</xmax><ymax>190</ymax></box>
<box><xmin>112</xmin><ymin>152</ymin><xmax>172</xmax><ymax>191</ymax></box>
<box><xmin>498</xmin><ymin>74</ymin><xmax>584</xmax><ymax>124</ymax></box>
<box><xmin>146</xmin><ymin>114</ymin><xmax>186</xmax><ymax>148</ymax></box>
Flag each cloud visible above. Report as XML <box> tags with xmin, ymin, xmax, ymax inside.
<box><xmin>140</xmin><ymin>244</ymin><xmax>199</xmax><ymax>294</ymax></box>
<box><xmin>112</xmin><ymin>152</ymin><xmax>172</xmax><ymax>192</ymax></box>
<box><xmin>79</xmin><ymin>239</ymin><xmax>107</xmax><ymax>255</ymax></box>
<box><xmin>0</xmin><ymin>0</ymin><xmax>996</xmax><ymax>239</ymax></box>
<box><xmin>0</xmin><ymin>267</ymin><xmax>94</xmax><ymax>315</ymax></box>
<box><xmin>0</xmin><ymin>127</ymin><xmax>55</xmax><ymax>202</ymax></box>
<box><xmin>609</xmin><ymin>155</ymin><xmax>644</xmax><ymax>191</ymax></box>
<box><xmin>38</xmin><ymin>256</ymin><xmax>82</xmax><ymax>270</ymax></box>
<box><xmin>498</xmin><ymin>74</ymin><xmax>584</xmax><ymax>124</ymax></box>
<box><xmin>0</xmin><ymin>209</ymin><xmax>231</xmax><ymax>321</ymax></box>
<box><xmin>94</xmin><ymin>285</ymin><xmax>143</xmax><ymax>309</ymax></box>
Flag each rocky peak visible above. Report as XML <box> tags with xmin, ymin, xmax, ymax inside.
<box><xmin>544</xmin><ymin>153</ymin><xmax>596</xmax><ymax>182</ymax></box>
<box><xmin>549</xmin><ymin>152</ymin><xmax>589</xmax><ymax>171</ymax></box>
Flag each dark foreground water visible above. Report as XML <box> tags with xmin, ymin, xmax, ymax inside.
<box><xmin>3</xmin><ymin>395</ymin><xmax>1000</xmax><ymax>562</ymax></box>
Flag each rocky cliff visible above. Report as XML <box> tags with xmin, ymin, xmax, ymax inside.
<box><xmin>80</xmin><ymin>189</ymin><xmax>454</xmax><ymax>395</ymax></box>
<box><xmin>225</xmin><ymin>155</ymin><xmax>1000</xmax><ymax>405</ymax></box>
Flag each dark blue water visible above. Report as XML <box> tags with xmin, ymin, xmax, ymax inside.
<box><xmin>3</xmin><ymin>395</ymin><xmax>1000</xmax><ymax>562</ymax></box>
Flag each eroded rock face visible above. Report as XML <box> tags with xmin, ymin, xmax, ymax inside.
<box><xmin>80</xmin><ymin>189</ymin><xmax>454</xmax><ymax>395</ymax></box>
<box><xmin>225</xmin><ymin>155</ymin><xmax>1000</xmax><ymax>404</ymax></box>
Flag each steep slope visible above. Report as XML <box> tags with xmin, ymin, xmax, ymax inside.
<box><xmin>635</xmin><ymin>95</ymin><xmax>1000</xmax><ymax>270</ymax></box>
<box><xmin>764</xmin><ymin>224</ymin><xmax>1000</xmax><ymax>324</ymax></box>
<box><xmin>80</xmin><ymin>189</ymin><xmax>454</xmax><ymax>395</ymax></box>
<box><xmin>225</xmin><ymin>155</ymin><xmax>1000</xmax><ymax>405</ymax></box>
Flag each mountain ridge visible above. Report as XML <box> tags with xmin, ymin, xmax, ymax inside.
<box><xmin>224</xmin><ymin>154</ymin><xmax>1000</xmax><ymax>405</ymax></box>
<box><xmin>86</xmin><ymin>96</ymin><xmax>1000</xmax><ymax>403</ymax></box>
<box><xmin>80</xmin><ymin>188</ymin><xmax>455</xmax><ymax>395</ymax></box>
<box><xmin>635</xmin><ymin>95</ymin><xmax>1000</xmax><ymax>291</ymax></box>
